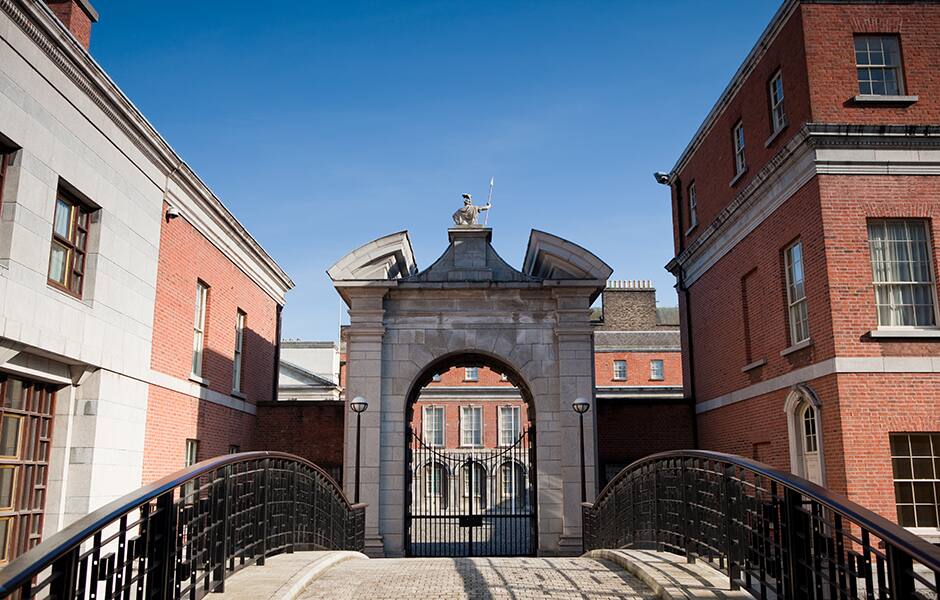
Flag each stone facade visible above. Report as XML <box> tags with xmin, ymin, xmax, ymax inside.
<box><xmin>663</xmin><ymin>0</ymin><xmax>940</xmax><ymax>539</ymax></box>
<box><xmin>331</xmin><ymin>226</ymin><xmax>611</xmax><ymax>557</ymax></box>
<box><xmin>0</xmin><ymin>0</ymin><xmax>291</xmax><ymax>554</ymax></box>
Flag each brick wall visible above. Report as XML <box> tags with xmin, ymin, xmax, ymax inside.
<box><xmin>596</xmin><ymin>400</ymin><xmax>694</xmax><ymax>485</ymax></box>
<box><xmin>143</xmin><ymin>203</ymin><xmax>281</xmax><ymax>482</ymax></box>
<box><xmin>44</xmin><ymin>0</ymin><xmax>94</xmax><ymax>48</ymax></box>
<box><xmin>802</xmin><ymin>3</ymin><xmax>940</xmax><ymax>124</ymax></box>
<box><xmin>594</xmin><ymin>351</ymin><xmax>681</xmax><ymax>387</ymax></box>
<box><xmin>254</xmin><ymin>401</ymin><xmax>345</xmax><ymax>480</ymax></box>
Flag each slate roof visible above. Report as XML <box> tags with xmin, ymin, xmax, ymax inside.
<box><xmin>656</xmin><ymin>307</ymin><xmax>680</xmax><ymax>326</ymax></box>
<box><xmin>594</xmin><ymin>330</ymin><xmax>681</xmax><ymax>352</ymax></box>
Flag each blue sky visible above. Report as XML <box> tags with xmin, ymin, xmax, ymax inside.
<box><xmin>90</xmin><ymin>0</ymin><xmax>779</xmax><ymax>340</ymax></box>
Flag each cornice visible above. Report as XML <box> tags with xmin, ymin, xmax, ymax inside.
<box><xmin>668</xmin><ymin>123</ymin><xmax>940</xmax><ymax>286</ymax></box>
<box><xmin>1</xmin><ymin>0</ymin><xmax>293</xmax><ymax>302</ymax></box>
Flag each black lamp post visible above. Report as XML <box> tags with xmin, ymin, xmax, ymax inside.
<box><xmin>350</xmin><ymin>396</ymin><xmax>369</xmax><ymax>503</ymax></box>
<box><xmin>572</xmin><ymin>397</ymin><xmax>590</xmax><ymax>503</ymax></box>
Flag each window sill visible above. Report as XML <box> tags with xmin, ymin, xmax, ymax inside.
<box><xmin>729</xmin><ymin>168</ymin><xmax>747</xmax><ymax>188</ymax></box>
<box><xmin>612</xmin><ymin>378</ymin><xmax>627</xmax><ymax>382</ymax></box>
<box><xmin>741</xmin><ymin>358</ymin><xmax>767</xmax><ymax>373</ymax></box>
<box><xmin>231</xmin><ymin>390</ymin><xmax>247</xmax><ymax>400</ymax></box>
<box><xmin>764</xmin><ymin>123</ymin><xmax>788</xmax><ymax>148</ymax></box>
<box><xmin>189</xmin><ymin>374</ymin><xmax>209</xmax><ymax>387</ymax></box>
<box><xmin>852</xmin><ymin>94</ymin><xmax>918</xmax><ymax>106</ymax></box>
<box><xmin>649</xmin><ymin>377</ymin><xmax>665</xmax><ymax>382</ymax></box>
<box><xmin>868</xmin><ymin>328</ymin><xmax>940</xmax><ymax>339</ymax></box>
<box><xmin>780</xmin><ymin>339</ymin><xmax>813</xmax><ymax>357</ymax></box>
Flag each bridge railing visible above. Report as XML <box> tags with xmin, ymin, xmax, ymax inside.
<box><xmin>583</xmin><ymin>450</ymin><xmax>940</xmax><ymax>600</ymax></box>
<box><xmin>0</xmin><ymin>451</ymin><xmax>365</xmax><ymax>600</ymax></box>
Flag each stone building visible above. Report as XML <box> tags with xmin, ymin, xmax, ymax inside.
<box><xmin>661</xmin><ymin>0</ymin><xmax>940</xmax><ymax>540</ymax></box>
<box><xmin>0</xmin><ymin>0</ymin><xmax>291</xmax><ymax>561</ymax></box>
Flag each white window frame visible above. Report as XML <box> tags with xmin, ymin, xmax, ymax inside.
<box><xmin>855</xmin><ymin>35</ymin><xmax>904</xmax><ymax>96</ymax></box>
<box><xmin>232</xmin><ymin>310</ymin><xmax>246</xmax><ymax>393</ymax></box>
<box><xmin>422</xmin><ymin>406</ymin><xmax>444</xmax><ymax>447</ymax></box>
<box><xmin>612</xmin><ymin>360</ymin><xmax>627</xmax><ymax>381</ymax></box>
<box><xmin>687</xmin><ymin>182</ymin><xmax>698</xmax><ymax>231</ymax></box>
<box><xmin>499</xmin><ymin>406</ymin><xmax>521</xmax><ymax>446</ymax></box>
<box><xmin>890</xmin><ymin>433</ymin><xmax>940</xmax><ymax>531</ymax></box>
<box><xmin>185</xmin><ymin>439</ymin><xmax>199</xmax><ymax>467</ymax></box>
<box><xmin>191</xmin><ymin>282</ymin><xmax>209</xmax><ymax>378</ymax></box>
<box><xmin>425</xmin><ymin>462</ymin><xmax>446</xmax><ymax>499</ymax></box>
<box><xmin>769</xmin><ymin>71</ymin><xmax>786</xmax><ymax>132</ymax></box>
<box><xmin>460</xmin><ymin>405</ymin><xmax>483</xmax><ymax>447</ymax></box>
<box><xmin>785</xmin><ymin>240</ymin><xmax>810</xmax><ymax>345</ymax></box>
<box><xmin>868</xmin><ymin>219</ymin><xmax>938</xmax><ymax>329</ymax></box>
<box><xmin>464</xmin><ymin>367</ymin><xmax>478</xmax><ymax>382</ymax></box>
<box><xmin>650</xmin><ymin>359</ymin><xmax>664</xmax><ymax>381</ymax></box>
<box><xmin>733</xmin><ymin>121</ymin><xmax>746</xmax><ymax>175</ymax></box>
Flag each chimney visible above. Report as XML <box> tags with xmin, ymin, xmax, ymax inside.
<box><xmin>598</xmin><ymin>279</ymin><xmax>658</xmax><ymax>331</ymax></box>
<box><xmin>44</xmin><ymin>0</ymin><xmax>98</xmax><ymax>49</ymax></box>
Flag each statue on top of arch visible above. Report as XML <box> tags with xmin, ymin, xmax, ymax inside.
<box><xmin>452</xmin><ymin>193</ymin><xmax>490</xmax><ymax>226</ymax></box>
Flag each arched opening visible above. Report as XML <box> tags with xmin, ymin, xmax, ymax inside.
<box><xmin>785</xmin><ymin>384</ymin><xmax>826</xmax><ymax>485</ymax></box>
<box><xmin>404</xmin><ymin>351</ymin><xmax>537</xmax><ymax>558</ymax></box>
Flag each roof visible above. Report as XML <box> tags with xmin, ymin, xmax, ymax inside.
<box><xmin>594</xmin><ymin>330</ymin><xmax>681</xmax><ymax>352</ymax></box>
<box><xmin>656</xmin><ymin>307</ymin><xmax>680</xmax><ymax>327</ymax></box>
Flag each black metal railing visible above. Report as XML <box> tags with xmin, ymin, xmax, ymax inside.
<box><xmin>583</xmin><ymin>450</ymin><xmax>940</xmax><ymax>600</ymax></box>
<box><xmin>0</xmin><ymin>451</ymin><xmax>365</xmax><ymax>600</ymax></box>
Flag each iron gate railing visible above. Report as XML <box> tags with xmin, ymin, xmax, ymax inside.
<box><xmin>582</xmin><ymin>450</ymin><xmax>940</xmax><ymax>600</ymax></box>
<box><xmin>407</xmin><ymin>428</ymin><xmax>536</xmax><ymax>557</ymax></box>
<box><xmin>0</xmin><ymin>451</ymin><xmax>365</xmax><ymax>600</ymax></box>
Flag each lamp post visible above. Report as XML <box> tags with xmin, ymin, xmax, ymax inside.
<box><xmin>572</xmin><ymin>397</ymin><xmax>590</xmax><ymax>503</ymax></box>
<box><xmin>350</xmin><ymin>396</ymin><xmax>369</xmax><ymax>503</ymax></box>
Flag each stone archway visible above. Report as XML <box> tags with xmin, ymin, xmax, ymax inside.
<box><xmin>329</xmin><ymin>224</ymin><xmax>611</xmax><ymax>557</ymax></box>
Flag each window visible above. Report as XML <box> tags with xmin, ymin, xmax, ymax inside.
<box><xmin>0</xmin><ymin>149</ymin><xmax>11</xmax><ymax>203</ymax></box>
<box><xmin>688</xmin><ymin>183</ymin><xmax>698</xmax><ymax>230</ymax></box>
<box><xmin>232</xmin><ymin>310</ymin><xmax>246</xmax><ymax>393</ymax></box>
<box><xmin>890</xmin><ymin>433</ymin><xmax>939</xmax><ymax>529</ymax></box>
<box><xmin>785</xmin><ymin>241</ymin><xmax>810</xmax><ymax>344</ymax></box>
<box><xmin>422</xmin><ymin>406</ymin><xmax>444</xmax><ymax>447</ymax></box>
<box><xmin>191</xmin><ymin>282</ymin><xmax>209</xmax><ymax>377</ymax></box>
<box><xmin>462</xmin><ymin>462</ymin><xmax>486</xmax><ymax>504</ymax></box>
<box><xmin>499</xmin><ymin>406</ymin><xmax>521</xmax><ymax>446</ymax></box>
<box><xmin>464</xmin><ymin>367</ymin><xmax>478</xmax><ymax>382</ymax></box>
<box><xmin>500</xmin><ymin>373</ymin><xmax>509</xmax><ymax>382</ymax></box>
<box><xmin>47</xmin><ymin>190</ymin><xmax>90</xmax><ymax>296</ymax></box>
<box><xmin>650</xmin><ymin>360</ymin><xmax>664</xmax><ymax>381</ymax></box>
<box><xmin>769</xmin><ymin>71</ymin><xmax>786</xmax><ymax>132</ymax></box>
<box><xmin>0</xmin><ymin>467</ymin><xmax>14</xmax><ymax>510</ymax></box>
<box><xmin>868</xmin><ymin>220</ymin><xmax>936</xmax><ymax>328</ymax></box>
<box><xmin>500</xmin><ymin>462</ymin><xmax>526</xmax><ymax>508</ymax></box>
<box><xmin>431</xmin><ymin>373</ymin><xmax>441</xmax><ymax>382</ymax></box>
<box><xmin>461</xmin><ymin>406</ymin><xmax>482</xmax><ymax>447</ymax></box>
<box><xmin>733</xmin><ymin>121</ymin><xmax>746</xmax><ymax>175</ymax></box>
<box><xmin>185</xmin><ymin>439</ymin><xmax>199</xmax><ymax>467</ymax></box>
<box><xmin>228</xmin><ymin>445</ymin><xmax>240</xmax><ymax>454</ymax></box>
<box><xmin>801</xmin><ymin>405</ymin><xmax>818</xmax><ymax>453</ymax></box>
<box><xmin>612</xmin><ymin>360</ymin><xmax>627</xmax><ymax>381</ymax></box>
<box><xmin>855</xmin><ymin>36</ymin><xmax>903</xmax><ymax>96</ymax></box>
<box><xmin>425</xmin><ymin>462</ymin><xmax>447</xmax><ymax>501</ymax></box>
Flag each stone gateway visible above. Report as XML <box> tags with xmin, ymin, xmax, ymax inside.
<box><xmin>328</xmin><ymin>225</ymin><xmax>612</xmax><ymax>557</ymax></box>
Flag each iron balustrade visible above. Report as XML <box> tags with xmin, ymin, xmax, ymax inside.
<box><xmin>582</xmin><ymin>450</ymin><xmax>940</xmax><ymax>600</ymax></box>
<box><xmin>0</xmin><ymin>451</ymin><xmax>365</xmax><ymax>600</ymax></box>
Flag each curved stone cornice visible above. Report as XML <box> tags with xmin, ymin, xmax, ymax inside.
<box><xmin>522</xmin><ymin>230</ymin><xmax>613</xmax><ymax>282</ymax></box>
<box><xmin>327</xmin><ymin>231</ymin><xmax>417</xmax><ymax>281</ymax></box>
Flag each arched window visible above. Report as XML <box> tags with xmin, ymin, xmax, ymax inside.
<box><xmin>424</xmin><ymin>462</ymin><xmax>448</xmax><ymax>510</ymax></box>
<box><xmin>500</xmin><ymin>461</ymin><xmax>527</xmax><ymax>509</ymax></box>
<box><xmin>801</xmin><ymin>403</ymin><xmax>818</xmax><ymax>453</ymax></box>
<box><xmin>461</xmin><ymin>461</ymin><xmax>487</xmax><ymax>509</ymax></box>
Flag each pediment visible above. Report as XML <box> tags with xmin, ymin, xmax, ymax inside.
<box><xmin>327</xmin><ymin>231</ymin><xmax>417</xmax><ymax>281</ymax></box>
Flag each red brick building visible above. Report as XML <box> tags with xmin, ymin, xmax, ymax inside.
<box><xmin>662</xmin><ymin>0</ymin><xmax>940</xmax><ymax>540</ymax></box>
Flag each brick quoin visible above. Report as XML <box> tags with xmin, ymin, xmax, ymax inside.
<box><xmin>142</xmin><ymin>203</ymin><xmax>280</xmax><ymax>483</ymax></box>
<box><xmin>667</xmin><ymin>0</ymin><xmax>940</xmax><ymax>534</ymax></box>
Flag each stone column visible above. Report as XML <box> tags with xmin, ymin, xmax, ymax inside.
<box><xmin>552</xmin><ymin>290</ymin><xmax>597</xmax><ymax>555</ymax></box>
<box><xmin>342</xmin><ymin>287</ymin><xmax>387</xmax><ymax>556</ymax></box>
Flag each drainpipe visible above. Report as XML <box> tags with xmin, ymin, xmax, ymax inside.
<box><xmin>665</xmin><ymin>175</ymin><xmax>700</xmax><ymax>449</ymax></box>
<box><xmin>271</xmin><ymin>304</ymin><xmax>283</xmax><ymax>403</ymax></box>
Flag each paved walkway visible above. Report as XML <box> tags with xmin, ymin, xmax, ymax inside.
<box><xmin>298</xmin><ymin>556</ymin><xmax>656</xmax><ymax>599</ymax></box>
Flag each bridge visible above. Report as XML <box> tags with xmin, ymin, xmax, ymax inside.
<box><xmin>0</xmin><ymin>450</ymin><xmax>936</xmax><ymax>600</ymax></box>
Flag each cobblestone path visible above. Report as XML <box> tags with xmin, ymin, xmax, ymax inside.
<box><xmin>299</xmin><ymin>556</ymin><xmax>655</xmax><ymax>599</ymax></box>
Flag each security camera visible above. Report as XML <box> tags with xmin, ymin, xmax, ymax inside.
<box><xmin>653</xmin><ymin>172</ymin><xmax>670</xmax><ymax>185</ymax></box>
<box><xmin>165</xmin><ymin>206</ymin><xmax>180</xmax><ymax>221</ymax></box>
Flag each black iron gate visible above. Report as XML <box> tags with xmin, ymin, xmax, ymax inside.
<box><xmin>406</xmin><ymin>428</ymin><xmax>536</xmax><ymax>557</ymax></box>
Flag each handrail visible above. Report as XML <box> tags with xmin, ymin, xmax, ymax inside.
<box><xmin>0</xmin><ymin>451</ymin><xmax>366</xmax><ymax>599</ymax></box>
<box><xmin>583</xmin><ymin>450</ymin><xmax>940</xmax><ymax>599</ymax></box>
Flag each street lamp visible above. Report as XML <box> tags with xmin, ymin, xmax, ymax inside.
<box><xmin>350</xmin><ymin>396</ymin><xmax>369</xmax><ymax>503</ymax></box>
<box><xmin>572</xmin><ymin>397</ymin><xmax>590</xmax><ymax>503</ymax></box>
